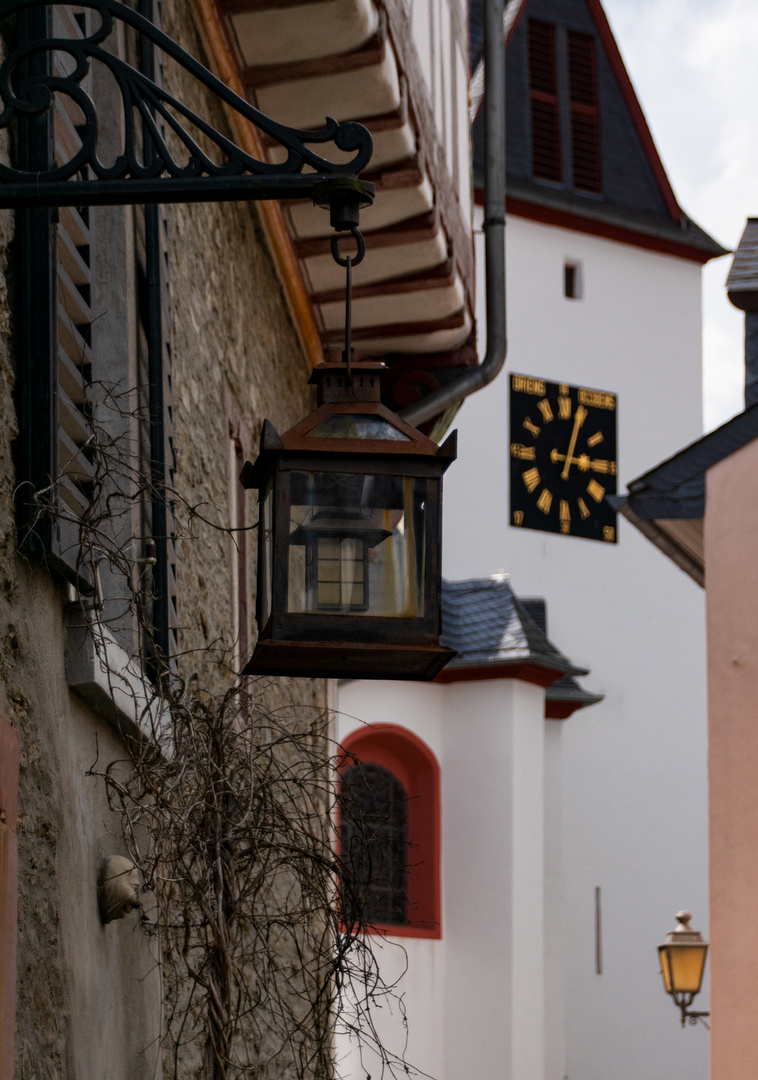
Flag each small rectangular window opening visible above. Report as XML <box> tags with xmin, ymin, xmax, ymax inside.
<box><xmin>564</xmin><ymin>261</ymin><xmax>582</xmax><ymax>300</ymax></box>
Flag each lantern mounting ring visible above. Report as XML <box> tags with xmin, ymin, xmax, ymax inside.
<box><xmin>330</xmin><ymin>227</ymin><xmax>365</xmax><ymax>268</ymax></box>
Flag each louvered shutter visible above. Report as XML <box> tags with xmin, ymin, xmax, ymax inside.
<box><xmin>568</xmin><ymin>31</ymin><xmax>601</xmax><ymax>193</ymax></box>
<box><xmin>528</xmin><ymin>20</ymin><xmax>561</xmax><ymax>184</ymax></box>
<box><xmin>15</xmin><ymin>5</ymin><xmax>94</xmax><ymax>587</ymax></box>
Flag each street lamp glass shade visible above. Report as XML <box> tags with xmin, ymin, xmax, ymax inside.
<box><xmin>658</xmin><ymin>912</ymin><xmax>708</xmax><ymax>996</ymax></box>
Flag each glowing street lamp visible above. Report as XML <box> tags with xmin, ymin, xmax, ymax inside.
<box><xmin>658</xmin><ymin>911</ymin><xmax>710</xmax><ymax>1028</ymax></box>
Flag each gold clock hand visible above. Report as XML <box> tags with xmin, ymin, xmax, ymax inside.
<box><xmin>561</xmin><ymin>405</ymin><xmax>587</xmax><ymax>480</ymax></box>
<box><xmin>551</xmin><ymin>450</ymin><xmax>591</xmax><ymax>471</ymax></box>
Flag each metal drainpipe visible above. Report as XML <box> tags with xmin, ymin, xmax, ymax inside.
<box><xmin>399</xmin><ymin>0</ymin><xmax>507</xmax><ymax>429</ymax></box>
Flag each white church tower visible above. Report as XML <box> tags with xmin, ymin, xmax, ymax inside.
<box><xmin>337</xmin><ymin>1</ymin><xmax>725</xmax><ymax>1078</ymax></box>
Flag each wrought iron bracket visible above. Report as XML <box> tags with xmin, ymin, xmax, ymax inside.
<box><xmin>0</xmin><ymin>0</ymin><xmax>375</xmax><ymax>208</ymax></box>
<box><xmin>673</xmin><ymin>994</ymin><xmax>711</xmax><ymax>1030</ymax></box>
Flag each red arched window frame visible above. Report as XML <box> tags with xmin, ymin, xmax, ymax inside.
<box><xmin>340</xmin><ymin>724</ymin><xmax>441</xmax><ymax>939</ymax></box>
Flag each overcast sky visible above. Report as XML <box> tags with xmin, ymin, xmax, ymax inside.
<box><xmin>600</xmin><ymin>0</ymin><xmax>758</xmax><ymax>431</ymax></box>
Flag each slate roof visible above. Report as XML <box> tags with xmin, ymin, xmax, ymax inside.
<box><xmin>546</xmin><ymin>674</ymin><xmax>604</xmax><ymax>710</ymax></box>
<box><xmin>619</xmin><ymin>400</ymin><xmax>758</xmax><ymax>522</ymax></box>
<box><xmin>726</xmin><ymin>218</ymin><xmax>758</xmax><ymax>301</ymax></box>
<box><xmin>440</xmin><ymin>574</ymin><xmax>587</xmax><ymax>677</ymax></box>
<box><xmin>468</xmin><ymin>0</ymin><xmax>726</xmax><ymax>261</ymax></box>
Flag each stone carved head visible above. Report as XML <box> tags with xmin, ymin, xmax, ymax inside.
<box><xmin>98</xmin><ymin>855</ymin><xmax>141</xmax><ymax>924</ymax></box>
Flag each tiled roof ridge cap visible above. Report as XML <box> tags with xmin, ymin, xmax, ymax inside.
<box><xmin>442</xmin><ymin>573</ymin><xmax>510</xmax><ymax>592</ymax></box>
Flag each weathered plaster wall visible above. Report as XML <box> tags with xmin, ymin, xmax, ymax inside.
<box><xmin>705</xmin><ymin>439</ymin><xmax>758</xmax><ymax>1080</ymax></box>
<box><xmin>0</xmin><ymin>202</ymin><xmax>164</xmax><ymax>1076</ymax></box>
<box><xmin>0</xmin><ymin>0</ymin><xmax>330</xmax><ymax>1075</ymax></box>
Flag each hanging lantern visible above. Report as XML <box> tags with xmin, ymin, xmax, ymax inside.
<box><xmin>240</xmin><ymin>360</ymin><xmax>457</xmax><ymax>680</ymax></box>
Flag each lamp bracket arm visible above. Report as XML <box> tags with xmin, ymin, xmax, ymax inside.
<box><xmin>0</xmin><ymin>0</ymin><xmax>374</xmax><ymax>207</ymax></box>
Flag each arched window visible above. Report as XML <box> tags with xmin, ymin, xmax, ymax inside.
<box><xmin>341</xmin><ymin>763</ymin><xmax>408</xmax><ymax>926</ymax></box>
<box><xmin>339</xmin><ymin>724</ymin><xmax>440</xmax><ymax>939</ymax></box>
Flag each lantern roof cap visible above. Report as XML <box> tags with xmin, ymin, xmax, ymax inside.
<box><xmin>662</xmin><ymin>911</ymin><xmax>706</xmax><ymax>946</ymax></box>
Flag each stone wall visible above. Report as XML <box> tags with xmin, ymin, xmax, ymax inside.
<box><xmin>0</xmin><ymin>0</ymin><xmax>331</xmax><ymax>1075</ymax></box>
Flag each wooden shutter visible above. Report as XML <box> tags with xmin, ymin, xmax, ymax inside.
<box><xmin>528</xmin><ymin>20</ymin><xmax>561</xmax><ymax>183</ymax></box>
<box><xmin>568</xmin><ymin>31</ymin><xmax>601</xmax><ymax>193</ymax></box>
<box><xmin>54</xmin><ymin>8</ymin><xmax>96</xmax><ymax>566</ymax></box>
<box><xmin>15</xmin><ymin>5</ymin><xmax>94</xmax><ymax>587</ymax></box>
<box><xmin>52</xmin><ymin>7</ymin><xmax>96</xmax><ymax>577</ymax></box>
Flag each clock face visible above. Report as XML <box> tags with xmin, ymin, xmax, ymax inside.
<box><xmin>509</xmin><ymin>374</ymin><xmax>618</xmax><ymax>543</ymax></box>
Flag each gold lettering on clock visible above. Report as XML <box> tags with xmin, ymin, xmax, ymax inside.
<box><xmin>536</xmin><ymin>489</ymin><xmax>553</xmax><ymax>514</ymax></box>
<box><xmin>558</xmin><ymin>395</ymin><xmax>572</xmax><ymax>420</ymax></box>
<box><xmin>523</xmin><ymin>467</ymin><xmax>541</xmax><ymax>493</ymax></box>
<box><xmin>537</xmin><ymin>398</ymin><xmax>554</xmax><ymax>423</ymax></box>
<box><xmin>511</xmin><ymin>443</ymin><xmax>536</xmax><ymax>460</ymax></box>
<box><xmin>587</xmin><ymin>478</ymin><xmax>606</xmax><ymax>503</ymax></box>
<box><xmin>560</xmin><ymin>500</ymin><xmax>571</xmax><ymax>534</ymax></box>
<box><xmin>523</xmin><ymin>417</ymin><xmax>540</xmax><ymax>438</ymax></box>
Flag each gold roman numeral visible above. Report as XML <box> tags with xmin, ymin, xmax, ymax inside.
<box><xmin>560</xmin><ymin>500</ymin><xmax>570</xmax><ymax>534</ymax></box>
<box><xmin>536</xmin><ymin>489</ymin><xmax>553</xmax><ymax>514</ymax></box>
<box><xmin>587</xmin><ymin>478</ymin><xmax>606</xmax><ymax>503</ymax></box>
<box><xmin>510</xmin><ymin>443</ymin><xmax>536</xmax><ymax>460</ymax></box>
<box><xmin>523</xmin><ymin>467</ymin><xmax>541</xmax><ymax>492</ymax></box>
<box><xmin>537</xmin><ymin>398</ymin><xmax>554</xmax><ymax>423</ymax></box>
<box><xmin>523</xmin><ymin>417</ymin><xmax>540</xmax><ymax>438</ymax></box>
<box><xmin>513</xmin><ymin>510</ymin><xmax>524</xmax><ymax>526</ymax></box>
<box><xmin>591</xmin><ymin>459</ymin><xmax>615</xmax><ymax>474</ymax></box>
<box><xmin>558</xmin><ymin>395</ymin><xmax>572</xmax><ymax>419</ymax></box>
<box><xmin>578</xmin><ymin>497</ymin><xmax>590</xmax><ymax>519</ymax></box>
<box><xmin>588</xmin><ymin>431</ymin><xmax>604</xmax><ymax>447</ymax></box>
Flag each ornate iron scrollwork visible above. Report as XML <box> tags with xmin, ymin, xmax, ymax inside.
<box><xmin>0</xmin><ymin>0</ymin><xmax>373</xmax><ymax>207</ymax></box>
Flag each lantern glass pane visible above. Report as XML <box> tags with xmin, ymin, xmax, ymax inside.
<box><xmin>658</xmin><ymin>946</ymin><xmax>673</xmax><ymax>993</ymax></box>
<box><xmin>307</xmin><ymin>414</ymin><xmax>411</xmax><ymax>441</ymax></box>
<box><xmin>258</xmin><ymin>481</ymin><xmax>274</xmax><ymax>629</ymax></box>
<box><xmin>666</xmin><ymin>944</ymin><xmax>707</xmax><ymax>994</ymax></box>
<box><xmin>287</xmin><ymin>471</ymin><xmax>427</xmax><ymax>617</ymax></box>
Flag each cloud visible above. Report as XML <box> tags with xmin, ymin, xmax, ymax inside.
<box><xmin>603</xmin><ymin>0</ymin><xmax>758</xmax><ymax>428</ymax></box>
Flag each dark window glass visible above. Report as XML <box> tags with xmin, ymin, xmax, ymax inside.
<box><xmin>564</xmin><ymin>262</ymin><xmax>580</xmax><ymax>299</ymax></box>
<box><xmin>341</xmin><ymin>763</ymin><xmax>408</xmax><ymax>926</ymax></box>
<box><xmin>568</xmin><ymin>31</ymin><xmax>601</xmax><ymax>192</ymax></box>
<box><xmin>528</xmin><ymin>20</ymin><xmax>561</xmax><ymax>183</ymax></box>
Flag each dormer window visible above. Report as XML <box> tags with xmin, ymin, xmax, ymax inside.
<box><xmin>528</xmin><ymin>20</ymin><xmax>602</xmax><ymax>195</ymax></box>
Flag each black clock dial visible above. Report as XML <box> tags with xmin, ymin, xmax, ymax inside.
<box><xmin>509</xmin><ymin>374</ymin><xmax>618</xmax><ymax>543</ymax></box>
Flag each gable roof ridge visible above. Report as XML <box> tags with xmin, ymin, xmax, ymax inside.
<box><xmin>582</xmin><ymin>0</ymin><xmax>682</xmax><ymax>225</ymax></box>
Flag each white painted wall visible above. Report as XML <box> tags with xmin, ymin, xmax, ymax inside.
<box><xmin>337</xmin><ymin>675</ymin><xmax>549</xmax><ymax>1080</ymax></box>
<box><xmin>442</xmin><ymin>209</ymin><xmax>710</xmax><ymax>1079</ymax></box>
<box><xmin>543</xmin><ymin>719</ymin><xmax>567</xmax><ymax>1080</ymax></box>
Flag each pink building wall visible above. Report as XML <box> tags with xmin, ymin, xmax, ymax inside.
<box><xmin>705</xmin><ymin>438</ymin><xmax>758</xmax><ymax>1079</ymax></box>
